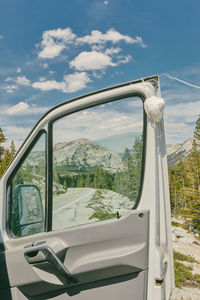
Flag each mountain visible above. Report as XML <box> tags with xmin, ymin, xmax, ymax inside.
<box><xmin>53</xmin><ymin>138</ymin><xmax>125</xmax><ymax>173</ymax></box>
<box><xmin>166</xmin><ymin>138</ymin><xmax>193</xmax><ymax>167</ymax></box>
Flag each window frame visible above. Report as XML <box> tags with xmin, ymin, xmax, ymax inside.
<box><xmin>7</xmin><ymin>129</ymin><xmax>47</xmax><ymax>238</ymax></box>
<box><xmin>6</xmin><ymin>88</ymin><xmax>150</xmax><ymax>237</ymax></box>
<box><xmin>48</xmin><ymin>96</ymin><xmax>147</xmax><ymax>232</ymax></box>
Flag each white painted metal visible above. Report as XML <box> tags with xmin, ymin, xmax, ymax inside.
<box><xmin>0</xmin><ymin>76</ymin><xmax>174</xmax><ymax>299</ymax></box>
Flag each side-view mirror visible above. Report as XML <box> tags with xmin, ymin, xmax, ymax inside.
<box><xmin>12</xmin><ymin>184</ymin><xmax>45</xmax><ymax>237</ymax></box>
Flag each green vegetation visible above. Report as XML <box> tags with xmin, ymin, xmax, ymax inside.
<box><xmin>55</xmin><ymin>135</ymin><xmax>143</xmax><ymax>203</ymax></box>
<box><xmin>87</xmin><ymin>189</ymin><xmax>116</xmax><ymax>220</ymax></box>
<box><xmin>174</xmin><ymin>261</ymin><xmax>193</xmax><ymax>288</ymax></box>
<box><xmin>171</xmin><ymin>221</ymin><xmax>188</xmax><ymax>230</ymax></box>
<box><xmin>174</xmin><ymin>251</ymin><xmax>200</xmax><ymax>288</ymax></box>
<box><xmin>194</xmin><ymin>273</ymin><xmax>200</xmax><ymax>283</ymax></box>
<box><xmin>174</xmin><ymin>251</ymin><xmax>198</xmax><ymax>264</ymax></box>
<box><xmin>0</xmin><ymin>128</ymin><xmax>16</xmax><ymax>177</ymax></box>
<box><xmin>169</xmin><ymin>115</ymin><xmax>200</xmax><ymax>231</ymax></box>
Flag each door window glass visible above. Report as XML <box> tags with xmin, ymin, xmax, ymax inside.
<box><xmin>10</xmin><ymin>133</ymin><xmax>46</xmax><ymax>237</ymax></box>
<box><xmin>52</xmin><ymin>97</ymin><xmax>144</xmax><ymax>230</ymax></box>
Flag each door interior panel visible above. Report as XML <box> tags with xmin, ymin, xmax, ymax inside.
<box><xmin>5</xmin><ymin>210</ymin><xmax>149</xmax><ymax>298</ymax></box>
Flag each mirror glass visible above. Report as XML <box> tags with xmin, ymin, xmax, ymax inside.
<box><xmin>15</xmin><ymin>184</ymin><xmax>44</xmax><ymax>226</ymax></box>
<box><xmin>11</xmin><ymin>133</ymin><xmax>46</xmax><ymax>237</ymax></box>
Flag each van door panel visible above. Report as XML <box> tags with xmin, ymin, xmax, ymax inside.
<box><xmin>4</xmin><ymin>210</ymin><xmax>149</xmax><ymax>298</ymax></box>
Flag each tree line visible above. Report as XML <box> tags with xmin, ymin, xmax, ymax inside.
<box><xmin>1</xmin><ymin>114</ymin><xmax>199</xmax><ymax>232</ymax></box>
<box><xmin>0</xmin><ymin>128</ymin><xmax>16</xmax><ymax>177</ymax></box>
<box><xmin>169</xmin><ymin>115</ymin><xmax>200</xmax><ymax>230</ymax></box>
<box><xmin>55</xmin><ymin>135</ymin><xmax>143</xmax><ymax>202</ymax></box>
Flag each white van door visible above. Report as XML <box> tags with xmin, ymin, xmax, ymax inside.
<box><xmin>0</xmin><ymin>75</ymin><xmax>174</xmax><ymax>300</ymax></box>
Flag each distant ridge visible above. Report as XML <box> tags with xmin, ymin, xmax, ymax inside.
<box><xmin>166</xmin><ymin>138</ymin><xmax>193</xmax><ymax>167</ymax></box>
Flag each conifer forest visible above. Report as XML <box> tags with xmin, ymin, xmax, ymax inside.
<box><xmin>0</xmin><ymin>114</ymin><xmax>200</xmax><ymax>231</ymax></box>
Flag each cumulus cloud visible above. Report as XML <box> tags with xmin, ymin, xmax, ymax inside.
<box><xmin>70</xmin><ymin>49</ymin><xmax>132</xmax><ymax>71</ymax></box>
<box><xmin>49</xmin><ymin>70</ymin><xmax>56</xmax><ymax>75</ymax></box>
<box><xmin>16</xmin><ymin>75</ymin><xmax>31</xmax><ymax>86</ymax></box>
<box><xmin>6</xmin><ymin>102</ymin><xmax>50</xmax><ymax>116</ymax></box>
<box><xmin>37</xmin><ymin>27</ymin><xmax>146</xmax><ymax>59</ymax></box>
<box><xmin>32</xmin><ymin>72</ymin><xmax>91</xmax><ymax>93</ymax></box>
<box><xmin>33</xmin><ymin>80</ymin><xmax>66</xmax><ymax>92</ymax></box>
<box><xmin>53</xmin><ymin>99</ymin><xmax>143</xmax><ymax>144</ymax></box>
<box><xmin>76</xmin><ymin>29</ymin><xmax>146</xmax><ymax>47</ymax></box>
<box><xmin>2</xmin><ymin>75</ymin><xmax>31</xmax><ymax>93</ymax></box>
<box><xmin>70</xmin><ymin>51</ymin><xmax>116</xmax><ymax>71</ymax></box>
<box><xmin>4</xmin><ymin>75</ymin><xmax>31</xmax><ymax>88</ymax></box>
<box><xmin>104</xmin><ymin>47</ymin><xmax>121</xmax><ymax>55</ymax></box>
<box><xmin>4</xmin><ymin>85</ymin><xmax>17</xmax><ymax>93</ymax></box>
<box><xmin>38</xmin><ymin>27</ymin><xmax>76</xmax><ymax>59</ymax></box>
<box><xmin>7</xmin><ymin>102</ymin><xmax>30</xmax><ymax>115</ymax></box>
<box><xmin>39</xmin><ymin>77</ymin><xmax>47</xmax><ymax>82</ymax></box>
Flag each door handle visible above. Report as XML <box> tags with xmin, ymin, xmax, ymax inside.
<box><xmin>24</xmin><ymin>246</ymin><xmax>78</xmax><ymax>284</ymax></box>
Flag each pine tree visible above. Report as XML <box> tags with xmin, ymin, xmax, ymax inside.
<box><xmin>0</xmin><ymin>128</ymin><xmax>6</xmax><ymax>163</ymax></box>
<box><xmin>194</xmin><ymin>115</ymin><xmax>200</xmax><ymax>146</ymax></box>
<box><xmin>0</xmin><ymin>129</ymin><xmax>16</xmax><ymax>178</ymax></box>
<box><xmin>10</xmin><ymin>140</ymin><xmax>16</xmax><ymax>157</ymax></box>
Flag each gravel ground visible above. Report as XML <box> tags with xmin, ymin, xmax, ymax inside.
<box><xmin>172</xmin><ymin>217</ymin><xmax>200</xmax><ymax>299</ymax></box>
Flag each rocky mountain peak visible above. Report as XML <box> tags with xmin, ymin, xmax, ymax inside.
<box><xmin>53</xmin><ymin>138</ymin><xmax>90</xmax><ymax>151</ymax></box>
<box><xmin>167</xmin><ymin>137</ymin><xmax>193</xmax><ymax>166</ymax></box>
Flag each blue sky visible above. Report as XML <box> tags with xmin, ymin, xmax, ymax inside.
<box><xmin>0</xmin><ymin>0</ymin><xmax>200</xmax><ymax>149</ymax></box>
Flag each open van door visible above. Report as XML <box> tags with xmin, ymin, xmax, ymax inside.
<box><xmin>0</xmin><ymin>75</ymin><xmax>174</xmax><ymax>300</ymax></box>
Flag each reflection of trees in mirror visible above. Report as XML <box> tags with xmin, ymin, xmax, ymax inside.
<box><xmin>54</xmin><ymin>135</ymin><xmax>143</xmax><ymax>205</ymax></box>
<box><xmin>11</xmin><ymin>133</ymin><xmax>46</xmax><ymax>237</ymax></box>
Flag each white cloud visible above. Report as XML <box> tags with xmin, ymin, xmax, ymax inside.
<box><xmin>165</xmin><ymin>101</ymin><xmax>200</xmax><ymax>123</ymax></box>
<box><xmin>63</xmin><ymin>72</ymin><xmax>91</xmax><ymax>92</ymax></box>
<box><xmin>0</xmin><ymin>35</ymin><xmax>3</xmax><ymax>39</ymax></box>
<box><xmin>16</xmin><ymin>67</ymin><xmax>21</xmax><ymax>73</ymax></box>
<box><xmin>39</xmin><ymin>77</ymin><xmax>46</xmax><ymax>82</ymax></box>
<box><xmin>5</xmin><ymin>84</ymin><xmax>17</xmax><ymax>90</ymax></box>
<box><xmin>4</xmin><ymin>75</ymin><xmax>31</xmax><ymax>91</ymax></box>
<box><xmin>76</xmin><ymin>29</ymin><xmax>147</xmax><ymax>47</ymax></box>
<box><xmin>6</xmin><ymin>102</ymin><xmax>51</xmax><ymax>116</ymax></box>
<box><xmin>7</xmin><ymin>102</ymin><xmax>30</xmax><ymax>115</ymax></box>
<box><xmin>116</xmin><ymin>54</ymin><xmax>132</xmax><ymax>64</ymax></box>
<box><xmin>16</xmin><ymin>75</ymin><xmax>31</xmax><ymax>86</ymax></box>
<box><xmin>49</xmin><ymin>70</ymin><xmax>56</xmax><ymax>75</ymax></box>
<box><xmin>6</xmin><ymin>89</ymin><xmax>14</xmax><ymax>94</ymax></box>
<box><xmin>70</xmin><ymin>50</ymin><xmax>132</xmax><ymax>71</ymax></box>
<box><xmin>1</xmin><ymin>83</ymin><xmax>17</xmax><ymax>93</ymax></box>
<box><xmin>70</xmin><ymin>51</ymin><xmax>116</xmax><ymax>71</ymax></box>
<box><xmin>43</xmin><ymin>63</ymin><xmax>48</xmax><ymax>69</ymax></box>
<box><xmin>32</xmin><ymin>72</ymin><xmax>91</xmax><ymax>93</ymax></box>
<box><xmin>53</xmin><ymin>99</ymin><xmax>143</xmax><ymax>144</ymax></box>
<box><xmin>33</xmin><ymin>80</ymin><xmax>66</xmax><ymax>92</ymax></box>
<box><xmin>5</xmin><ymin>77</ymin><xmax>12</xmax><ymax>82</ymax></box>
<box><xmin>38</xmin><ymin>27</ymin><xmax>76</xmax><ymax>59</ymax></box>
<box><xmin>105</xmin><ymin>47</ymin><xmax>121</xmax><ymax>55</ymax></box>
<box><xmin>104</xmin><ymin>1</ymin><xmax>108</xmax><ymax>4</ymax></box>
<box><xmin>37</xmin><ymin>27</ymin><xmax>146</xmax><ymax>60</ymax></box>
